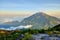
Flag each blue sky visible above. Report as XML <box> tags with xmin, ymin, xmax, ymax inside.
<box><xmin>0</xmin><ymin>0</ymin><xmax>60</xmax><ymax>17</ymax></box>
<box><xmin>0</xmin><ymin>0</ymin><xmax>60</xmax><ymax>11</ymax></box>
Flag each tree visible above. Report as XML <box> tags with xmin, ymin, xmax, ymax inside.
<box><xmin>22</xmin><ymin>32</ymin><xmax>32</xmax><ymax>40</ymax></box>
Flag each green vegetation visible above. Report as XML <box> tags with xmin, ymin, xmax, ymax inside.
<box><xmin>22</xmin><ymin>33</ymin><xmax>33</xmax><ymax>40</ymax></box>
<box><xmin>0</xmin><ymin>24</ymin><xmax>60</xmax><ymax>40</ymax></box>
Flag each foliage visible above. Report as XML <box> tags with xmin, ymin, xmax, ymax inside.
<box><xmin>0</xmin><ymin>24</ymin><xmax>60</xmax><ymax>40</ymax></box>
<box><xmin>22</xmin><ymin>33</ymin><xmax>32</xmax><ymax>40</ymax></box>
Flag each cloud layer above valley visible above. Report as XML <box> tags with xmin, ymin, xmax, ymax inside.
<box><xmin>0</xmin><ymin>25</ymin><xmax>32</xmax><ymax>30</ymax></box>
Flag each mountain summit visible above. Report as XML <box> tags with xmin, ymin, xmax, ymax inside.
<box><xmin>20</xmin><ymin>12</ymin><xmax>60</xmax><ymax>29</ymax></box>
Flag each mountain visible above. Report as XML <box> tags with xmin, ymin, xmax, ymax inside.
<box><xmin>51</xmin><ymin>24</ymin><xmax>60</xmax><ymax>31</ymax></box>
<box><xmin>20</xmin><ymin>12</ymin><xmax>60</xmax><ymax>30</ymax></box>
<box><xmin>0</xmin><ymin>21</ymin><xmax>20</xmax><ymax>28</ymax></box>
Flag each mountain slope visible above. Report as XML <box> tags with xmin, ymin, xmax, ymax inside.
<box><xmin>51</xmin><ymin>24</ymin><xmax>60</xmax><ymax>31</ymax></box>
<box><xmin>0</xmin><ymin>21</ymin><xmax>20</xmax><ymax>28</ymax></box>
<box><xmin>20</xmin><ymin>12</ymin><xmax>60</xmax><ymax>29</ymax></box>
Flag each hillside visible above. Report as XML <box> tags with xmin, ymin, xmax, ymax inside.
<box><xmin>20</xmin><ymin>12</ymin><xmax>60</xmax><ymax>29</ymax></box>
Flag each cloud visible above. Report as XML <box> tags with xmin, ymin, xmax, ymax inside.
<box><xmin>0</xmin><ymin>18</ymin><xmax>14</xmax><ymax>24</ymax></box>
<box><xmin>0</xmin><ymin>25</ymin><xmax>32</xmax><ymax>30</ymax></box>
<box><xmin>24</xmin><ymin>25</ymin><xmax>32</xmax><ymax>28</ymax></box>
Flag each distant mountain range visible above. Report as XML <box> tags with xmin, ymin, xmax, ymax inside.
<box><xmin>20</xmin><ymin>12</ymin><xmax>60</xmax><ymax>30</ymax></box>
<box><xmin>0</xmin><ymin>12</ymin><xmax>60</xmax><ymax>30</ymax></box>
<box><xmin>0</xmin><ymin>21</ymin><xmax>20</xmax><ymax>28</ymax></box>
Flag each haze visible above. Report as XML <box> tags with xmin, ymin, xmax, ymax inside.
<box><xmin>0</xmin><ymin>0</ymin><xmax>60</xmax><ymax>18</ymax></box>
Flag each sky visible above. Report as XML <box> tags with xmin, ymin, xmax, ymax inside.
<box><xmin>0</xmin><ymin>0</ymin><xmax>60</xmax><ymax>18</ymax></box>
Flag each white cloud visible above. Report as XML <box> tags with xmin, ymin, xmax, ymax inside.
<box><xmin>0</xmin><ymin>25</ymin><xmax>32</xmax><ymax>30</ymax></box>
<box><xmin>24</xmin><ymin>25</ymin><xmax>32</xmax><ymax>28</ymax></box>
<box><xmin>0</xmin><ymin>18</ymin><xmax>14</xmax><ymax>24</ymax></box>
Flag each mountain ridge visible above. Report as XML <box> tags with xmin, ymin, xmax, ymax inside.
<box><xmin>20</xmin><ymin>12</ymin><xmax>60</xmax><ymax>29</ymax></box>
<box><xmin>0</xmin><ymin>21</ymin><xmax>20</xmax><ymax>28</ymax></box>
